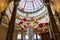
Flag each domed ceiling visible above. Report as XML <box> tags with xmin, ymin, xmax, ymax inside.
<box><xmin>6</xmin><ymin>0</ymin><xmax>49</xmax><ymax>23</ymax></box>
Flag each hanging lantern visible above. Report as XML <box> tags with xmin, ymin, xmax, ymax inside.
<box><xmin>26</xmin><ymin>22</ymin><xmax>30</xmax><ymax>25</ymax></box>
<box><xmin>38</xmin><ymin>23</ymin><xmax>43</xmax><ymax>28</ymax></box>
<box><xmin>26</xmin><ymin>13</ymin><xmax>29</xmax><ymax>17</ymax></box>
<box><xmin>45</xmin><ymin>22</ymin><xmax>49</xmax><ymax>26</ymax></box>
<box><xmin>18</xmin><ymin>21</ymin><xmax>23</xmax><ymax>25</ymax></box>
<box><xmin>24</xmin><ymin>25</ymin><xmax>26</xmax><ymax>28</ymax></box>
<box><xmin>23</xmin><ymin>18</ymin><xmax>26</xmax><ymax>21</ymax></box>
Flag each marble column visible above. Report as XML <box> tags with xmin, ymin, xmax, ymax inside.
<box><xmin>41</xmin><ymin>32</ymin><xmax>50</xmax><ymax>40</ymax></box>
<box><xmin>43</xmin><ymin>0</ymin><xmax>60</xmax><ymax>40</ymax></box>
<box><xmin>21</xmin><ymin>28</ymin><xmax>24</xmax><ymax>40</ymax></box>
<box><xmin>36</xmin><ymin>30</ymin><xmax>38</xmax><ymax>40</ymax></box>
<box><xmin>6</xmin><ymin>0</ymin><xmax>20</xmax><ymax>40</ymax></box>
<box><xmin>13</xmin><ymin>30</ymin><xmax>18</xmax><ymax>40</ymax></box>
<box><xmin>27</xmin><ymin>26</ymin><xmax>34</xmax><ymax>40</ymax></box>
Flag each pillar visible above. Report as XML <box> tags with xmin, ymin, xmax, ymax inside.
<box><xmin>13</xmin><ymin>30</ymin><xmax>18</xmax><ymax>40</ymax></box>
<box><xmin>6</xmin><ymin>0</ymin><xmax>20</xmax><ymax>40</ymax></box>
<box><xmin>21</xmin><ymin>28</ymin><xmax>24</xmax><ymax>40</ymax></box>
<box><xmin>36</xmin><ymin>30</ymin><xmax>38</xmax><ymax>40</ymax></box>
<box><xmin>41</xmin><ymin>32</ymin><xmax>50</xmax><ymax>40</ymax></box>
<box><xmin>27</xmin><ymin>26</ymin><xmax>34</xmax><ymax>40</ymax></box>
<box><xmin>43</xmin><ymin>0</ymin><xmax>60</xmax><ymax>40</ymax></box>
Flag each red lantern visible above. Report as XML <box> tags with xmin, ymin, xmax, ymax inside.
<box><xmin>39</xmin><ymin>23</ymin><xmax>43</xmax><ymax>28</ymax></box>
<box><xmin>18</xmin><ymin>21</ymin><xmax>23</xmax><ymax>25</ymax></box>
<box><xmin>45</xmin><ymin>22</ymin><xmax>48</xmax><ymax>26</ymax></box>
<box><xmin>24</xmin><ymin>25</ymin><xmax>26</xmax><ymax>28</ymax></box>
<box><xmin>23</xmin><ymin>18</ymin><xmax>26</xmax><ymax>21</ymax></box>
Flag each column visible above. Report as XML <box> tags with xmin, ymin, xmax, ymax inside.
<box><xmin>21</xmin><ymin>28</ymin><xmax>24</xmax><ymax>40</ymax></box>
<box><xmin>27</xmin><ymin>26</ymin><xmax>34</xmax><ymax>40</ymax></box>
<box><xmin>6</xmin><ymin>0</ymin><xmax>20</xmax><ymax>40</ymax></box>
<box><xmin>13</xmin><ymin>30</ymin><xmax>18</xmax><ymax>40</ymax></box>
<box><xmin>41</xmin><ymin>32</ymin><xmax>50</xmax><ymax>40</ymax></box>
<box><xmin>43</xmin><ymin>0</ymin><xmax>60</xmax><ymax>40</ymax></box>
<box><xmin>35</xmin><ymin>29</ymin><xmax>38</xmax><ymax>40</ymax></box>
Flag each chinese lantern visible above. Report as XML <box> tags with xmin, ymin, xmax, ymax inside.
<box><xmin>26</xmin><ymin>13</ymin><xmax>29</xmax><ymax>17</ymax></box>
<box><xmin>39</xmin><ymin>23</ymin><xmax>43</xmax><ymax>28</ymax></box>
<box><xmin>23</xmin><ymin>18</ymin><xmax>26</xmax><ymax>21</ymax></box>
<box><xmin>26</xmin><ymin>22</ymin><xmax>30</xmax><ymax>25</ymax></box>
<box><xmin>45</xmin><ymin>22</ymin><xmax>49</xmax><ymax>26</ymax></box>
<box><xmin>18</xmin><ymin>21</ymin><xmax>23</xmax><ymax>25</ymax></box>
<box><xmin>24</xmin><ymin>25</ymin><xmax>26</xmax><ymax>28</ymax></box>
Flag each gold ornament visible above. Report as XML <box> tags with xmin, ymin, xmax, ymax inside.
<box><xmin>33</xmin><ymin>20</ymin><xmax>38</xmax><ymax>24</ymax></box>
<box><xmin>16</xmin><ymin>14</ymin><xmax>20</xmax><ymax>18</ymax></box>
<box><xmin>26</xmin><ymin>13</ymin><xmax>29</xmax><ymax>17</ymax></box>
<box><xmin>26</xmin><ymin>22</ymin><xmax>30</xmax><ymax>25</ymax></box>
